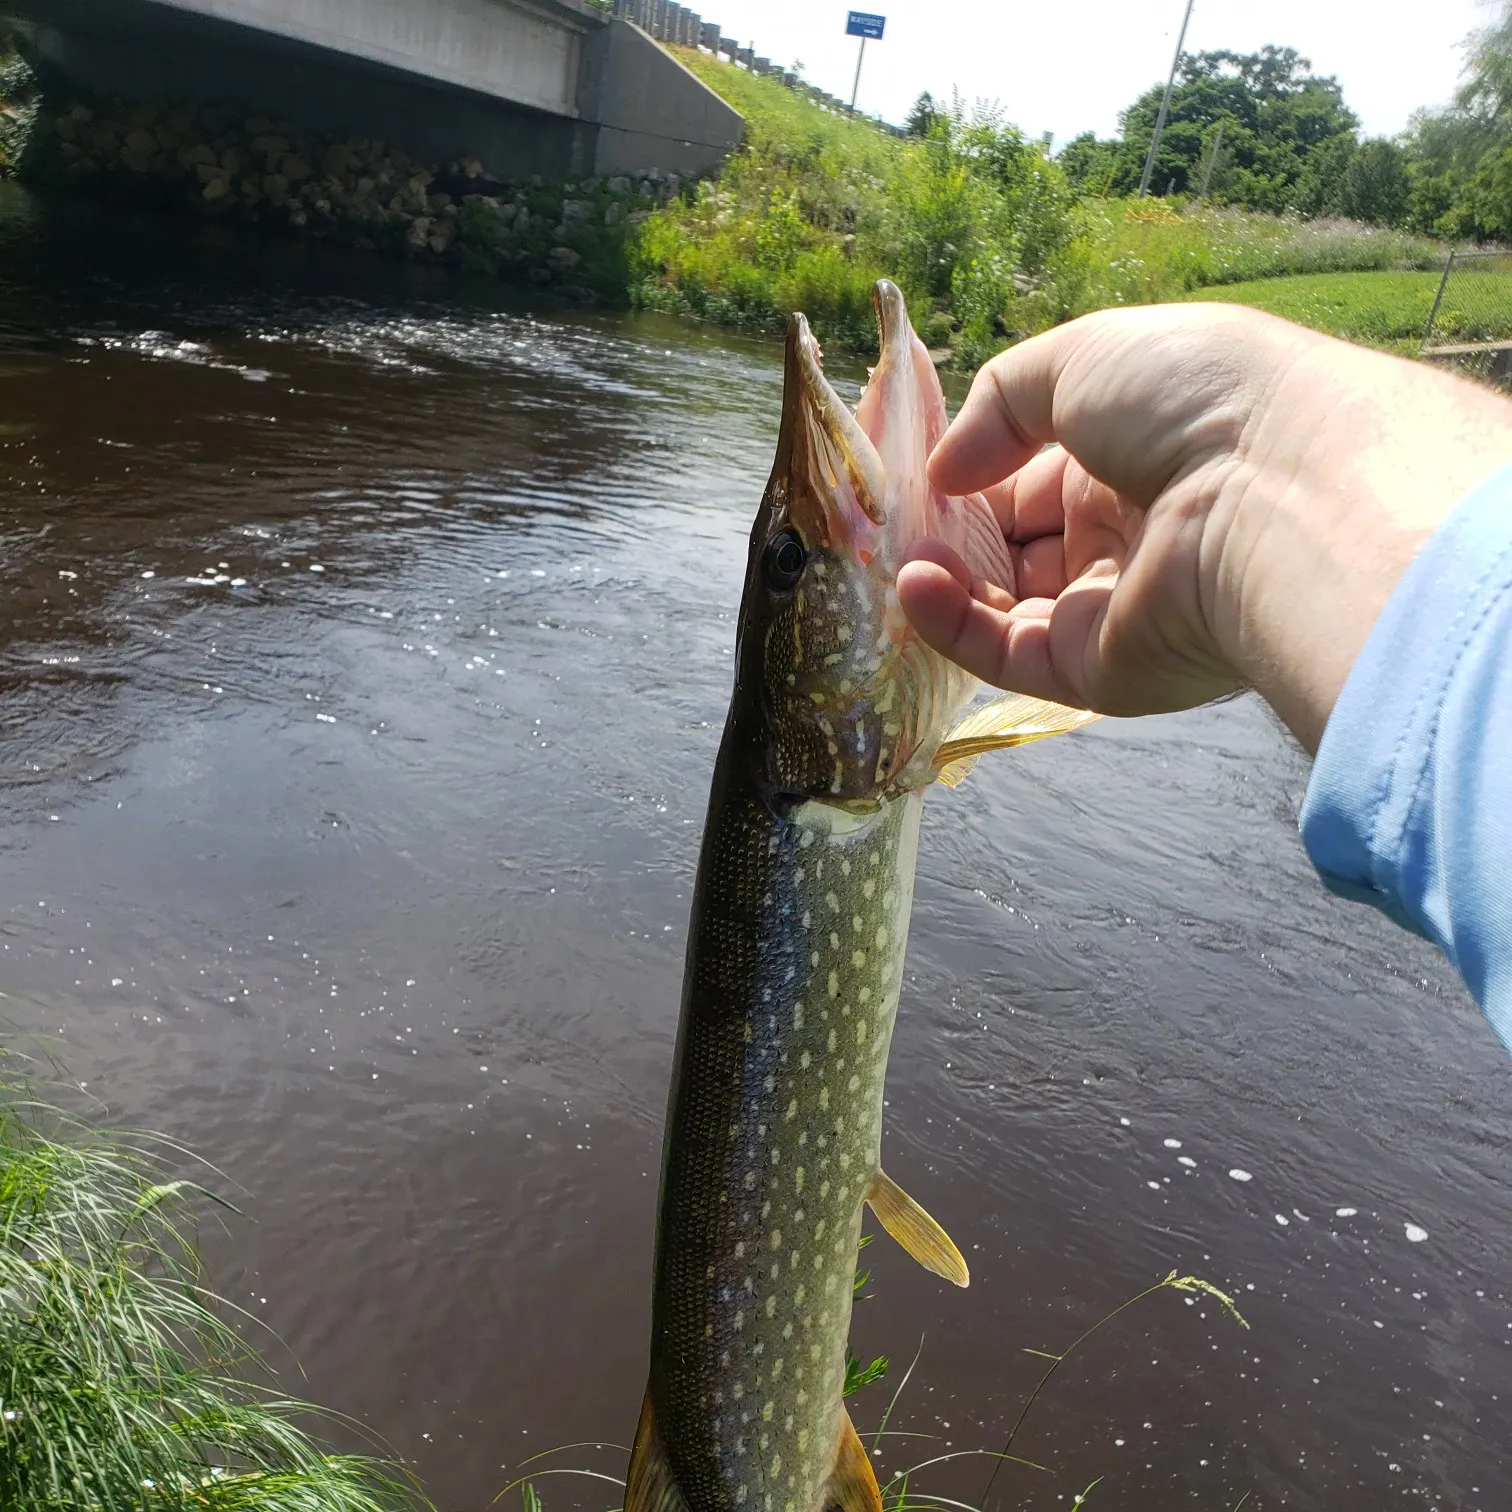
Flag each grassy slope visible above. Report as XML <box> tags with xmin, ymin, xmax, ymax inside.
<box><xmin>640</xmin><ymin>55</ymin><xmax>1451</xmax><ymax>361</ymax></box>
<box><xmin>633</xmin><ymin>48</ymin><xmax>906</xmax><ymax>349</ymax></box>
<box><xmin>1185</xmin><ymin>269</ymin><xmax>1444</xmax><ymax>353</ymax></box>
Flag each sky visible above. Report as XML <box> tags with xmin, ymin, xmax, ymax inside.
<box><xmin>699</xmin><ymin>0</ymin><xmax>1493</xmax><ymax>148</ymax></box>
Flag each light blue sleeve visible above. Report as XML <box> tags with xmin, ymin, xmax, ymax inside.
<box><xmin>1299</xmin><ymin>465</ymin><xmax>1512</xmax><ymax>1054</ymax></box>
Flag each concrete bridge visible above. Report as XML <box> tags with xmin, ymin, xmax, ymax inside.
<box><xmin>4</xmin><ymin>0</ymin><xmax>743</xmax><ymax>180</ymax></box>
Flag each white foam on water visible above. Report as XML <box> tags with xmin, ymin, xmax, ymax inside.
<box><xmin>1228</xmin><ymin>1168</ymin><xmax>1253</xmax><ymax>1183</ymax></box>
<box><xmin>1335</xmin><ymin>1207</ymin><xmax>1358</xmax><ymax>1218</ymax></box>
<box><xmin>1404</xmin><ymin>1223</ymin><xmax>1429</xmax><ymax>1244</ymax></box>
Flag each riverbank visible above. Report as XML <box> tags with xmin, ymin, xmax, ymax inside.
<box><xmin>0</xmin><ymin>38</ymin><xmax>1452</xmax><ymax>366</ymax></box>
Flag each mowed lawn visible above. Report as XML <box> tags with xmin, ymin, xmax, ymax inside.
<box><xmin>1185</xmin><ymin>269</ymin><xmax>1446</xmax><ymax>353</ymax></box>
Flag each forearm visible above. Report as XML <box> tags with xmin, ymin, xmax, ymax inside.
<box><xmin>1213</xmin><ymin>329</ymin><xmax>1512</xmax><ymax>752</ymax></box>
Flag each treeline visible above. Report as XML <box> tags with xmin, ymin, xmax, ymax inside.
<box><xmin>1045</xmin><ymin>14</ymin><xmax>1512</xmax><ymax>238</ymax></box>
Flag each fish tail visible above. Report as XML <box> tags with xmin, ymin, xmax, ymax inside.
<box><xmin>625</xmin><ymin>1388</ymin><xmax>690</xmax><ymax>1512</ymax></box>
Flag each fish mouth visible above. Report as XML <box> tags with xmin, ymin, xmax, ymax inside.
<box><xmin>772</xmin><ymin>311</ymin><xmax>886</xmax><ymax>541</ymax></box>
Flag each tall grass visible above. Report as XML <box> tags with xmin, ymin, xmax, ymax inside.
<box><xmin>0</xmin><ymin>1052</ymin><xmax>427</xmax><ymax>1512</ymax></box>
<box><xmin>1015</xmin><ymin>198</ymin><xmax>1445</xmax><ymax>333</ymax></box>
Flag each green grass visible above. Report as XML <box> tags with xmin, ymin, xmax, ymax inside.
<box><xmin>0</xmin><ymin>1052</ymin><xmax>429</xmax><ymax>1512</ymax></box>
<box><xmin>630</xmin><ymin>49</ymin><xmax>907</xmax><ymax>351</ymax></box>
<box><xmin>1005</xmin><ymin>199</ymin><xmax>1445</xmax><ymax>338</ymax></box>
<box><xmin>1185</xmin><ymin>264</ymin><xmax>1512</xmax><ymax>359</ymax></box>
<box><xmin>1184</xmin><ymin>269</ymin><xmax>1446</xmax><ymax>353</ymax></box>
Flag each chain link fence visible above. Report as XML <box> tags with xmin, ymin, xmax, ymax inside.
<box><xmin>1421</xmin><ymin>249</ymin><xmax>1512</xmax><ymax>389</ymax></box>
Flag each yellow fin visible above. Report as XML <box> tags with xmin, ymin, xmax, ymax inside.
<box><xmin>822</xmin><ymin>1409</ymin><xmax>885</xmax><ymax>1512</ymax></box>
<box><xmin>625</xmin><ymin>1388</ymin><xmax>689</xmax><ymax>1512</ymax></box>
<box><xmin>934</xmin><ymin>693</ymin><xmax>1102</xmax><ymax>787</ymax></box>
<box><xmin>865</xmin><ymin>1170</ymin><xmax>970</xmax><ymax>1287</ymax></box>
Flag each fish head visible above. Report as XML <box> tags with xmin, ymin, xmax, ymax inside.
<box><xmin>734</xmin><ymin>280</ymin><xmax>1015</xmax><ymax>809</ymax></box>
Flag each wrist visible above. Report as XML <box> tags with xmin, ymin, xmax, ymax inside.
<box><xmin>1215</xmin><ymin>338</ymin><xmax>1512</xmax><ymax>752</ymax></box>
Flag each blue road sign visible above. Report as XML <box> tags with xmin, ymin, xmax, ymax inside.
<box><xmin>846</xmin><ymin>11</ymin><xmax>886</xmax><ymax>39</ymax></box>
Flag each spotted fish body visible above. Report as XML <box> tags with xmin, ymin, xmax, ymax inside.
<box><xmin>627</xmin><ymin>283</ymin><xmax>1097</xmax><ymax>1512</ymax></box>
<box><xmin>650</xmin><ymin>782</ymin><xmax>923</xmax><ymax>1512</ymax></box>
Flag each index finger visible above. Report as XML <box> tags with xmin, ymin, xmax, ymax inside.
<box><xmin>927</xmin><ymin>324</ymin><xmax>1077</xmax><ymax>497</ymax></box>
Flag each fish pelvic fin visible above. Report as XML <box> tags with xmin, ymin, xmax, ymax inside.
<box><xmin>865</xmin><ymin>1169</ymin><xmax>970</xmax><ymax>1288</ymax></box>
<box><xmin>822</xmin><ymin>1409</ymin><xmax>885</xmax><ymax>1512</ymax></box>
<box><xmin>625</xmin><ymin>1387</ymin><xmax>690</xmax><ymax>1512</ymax></box>
<box><xmin>933</xmin><ymin>693</ymin><xmax>1102</xmax><ymax>788</ymax></box>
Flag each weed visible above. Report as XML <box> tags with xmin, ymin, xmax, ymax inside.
<box><xmin>0</xmin><ymin>1049</ymin><xmax>426</xmax><ymax>1512</ymax></box>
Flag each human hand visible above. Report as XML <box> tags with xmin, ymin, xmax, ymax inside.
<box><xmin>898</xmin><ymin>304</ymin><xmax>1512</xmax><ymax>751</ymax></box>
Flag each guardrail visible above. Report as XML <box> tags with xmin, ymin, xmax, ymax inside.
<box><xmin>609</xmin><ymin>0</ymin><xmax>905</xmax><ymax>136</ymax></box>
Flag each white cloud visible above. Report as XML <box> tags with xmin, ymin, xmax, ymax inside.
<box><xmin>692</xmin><ymin>0</ymin><xmax>1488</xmax><ymax>148</ymax></box>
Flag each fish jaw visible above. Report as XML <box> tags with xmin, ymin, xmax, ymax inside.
<box><xmin>855</xmin><ymin>279</ymin><xmax>1016</xmax><ymax>597</ymax></box>
<box><xmin>772</xmin><ymin>313</ymin><xmax>886</xmax><ymax>554</ymax></box>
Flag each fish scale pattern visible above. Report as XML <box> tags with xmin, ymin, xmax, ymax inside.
<box><xmin>650</xmin><ymin>771</ymin><xmax>922</xmax><ymax>1512</ymax></box>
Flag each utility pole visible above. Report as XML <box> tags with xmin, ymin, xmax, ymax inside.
<box><xmin>1196</xmin><ymin>120</ymin><xmax>1224</xmax><ymax>199</ymax></box>
<box><xmin>1137</xmin><ymin>0</ymin><xmax>1196</xmax><ymax>198</ymax></box>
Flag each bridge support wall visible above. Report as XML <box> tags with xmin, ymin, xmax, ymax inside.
<box><xmin>6</xmin><ymin>0</ymin><xmax>741</xmax><ymax>181</ymax></box>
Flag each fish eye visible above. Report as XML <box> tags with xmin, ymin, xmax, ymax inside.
<box><xmin>765</xmin><ymin>529</ymin><xmax>807</xmax><ymax>592</ymax></box>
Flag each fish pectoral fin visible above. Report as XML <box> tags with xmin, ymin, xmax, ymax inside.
<box><xmin>933</xmin><ymin>693</ymin><xmax>1102</xmax><ymax>788</ymax></box>
<box><xmin>822</xmin><ymin>1410</ymin><xmax>884</xmax><ymax>1512</ymax></box>
<box><xmin>625</xmin><ymin>1387</ymin><xmax>690</xmax><ymax>1512</ymax></box>
<box><xmin>865</xmin><ymin>1170</ymin><xmax>970</xmax><ymax>1287</ymax></box>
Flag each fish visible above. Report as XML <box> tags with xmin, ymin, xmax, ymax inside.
<box><xmin>626</xmin><ymin>280</ymin><xmax>1098</xmax><ymax>1512</ymax></box>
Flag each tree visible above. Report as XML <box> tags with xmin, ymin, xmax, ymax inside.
<box><xmin>906</xmin><ymin>91</ymin><xmax>940</xmax><ymax>138</ymax></box>
<box><xmin>1119</xmin><ymin>47</ymin><xmax>1358</xmax><ymax>209</ymax></box>
<box><xmin>1338</xmin><ymin>139</ymin><xmax>1410</xmax><ymax>225</ymax></box>
<box><xmin>1057</xmin><ymin>131</ymin><xmax>1121</xmax><ymax>195</ymax></box>
<box><xmin>1401</xmin><ymin>1</ymin><xmax>1512</xmax><ymax>235</ymax></box>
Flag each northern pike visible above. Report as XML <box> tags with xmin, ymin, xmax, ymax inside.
<box><xmin>627</xmin><ymin>281</ymin><xmax>1096</xmax><ymax>1512</ymax></box>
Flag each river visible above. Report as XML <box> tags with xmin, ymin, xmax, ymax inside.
<box><xmin>1</xmin><ymin>181</ymin><xmax>1508</xmax><ymax>1512</ymax></box>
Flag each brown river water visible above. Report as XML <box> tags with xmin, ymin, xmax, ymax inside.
<box><xmin>1</xmin><ymin>181</ymin><xmax>1509</xmax><ymax>1511</ymax></box>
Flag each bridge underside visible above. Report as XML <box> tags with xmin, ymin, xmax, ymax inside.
<box><xmin>6</xmin><ymin>0</ymin><xmax>741</xmax><ymax>181</ymax></box>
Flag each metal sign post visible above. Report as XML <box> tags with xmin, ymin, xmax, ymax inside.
<box><xmin>846</xmin><ymin>11</ymin><xmax>885</xmax><ymax>111</ymax></box>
